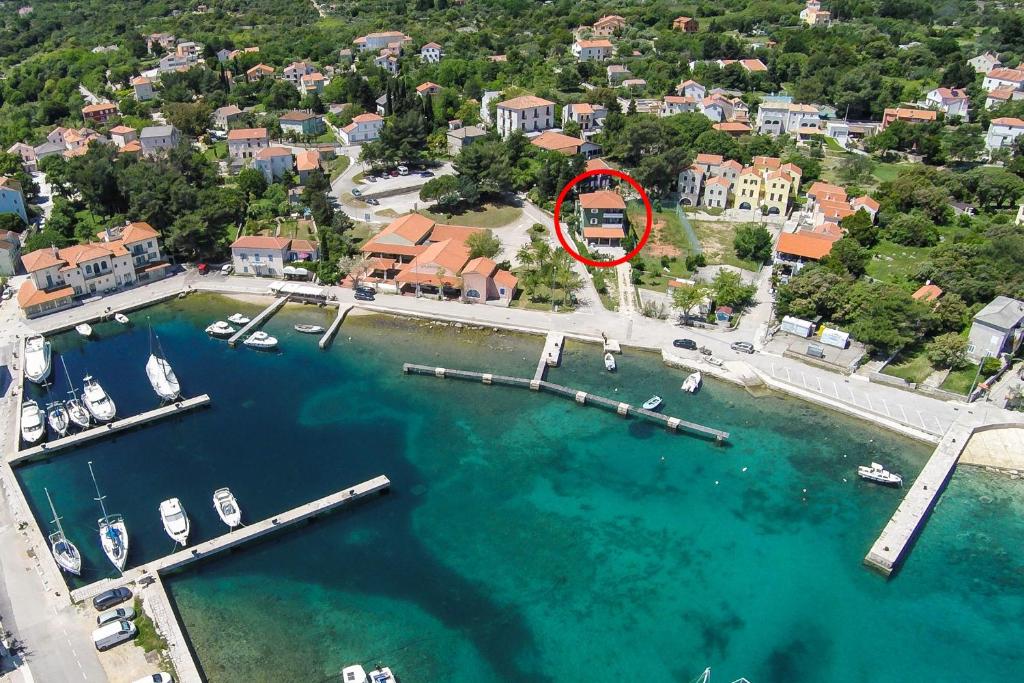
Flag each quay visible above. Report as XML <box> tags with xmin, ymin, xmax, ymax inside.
<box><xmin>70</xmin><ymin>475</ymin><xmax>391</xmax><ymax>602</ymax></box>
<box><xmin>403</xmin><ymin>363</ymin><xmax>729</xmax><ymax>441</ymax></box>
<box><xmin>9</xmin><ymin>394</ymin><xmax>211</xmax><ymax>465</ymax></box>
<box><xmin>227</xmin><ymin>295</ymin><xmax>290</xmax><ymax>346</ymax></box>
<box><xmin>534</xmin><ymin>332</ymin><xmax>565</xmax><ymax>381</ymax></box>
<box><xmin>319</xmin><ymin>304</ymin><xmax>353</xmax><ymax>350</ymax></box>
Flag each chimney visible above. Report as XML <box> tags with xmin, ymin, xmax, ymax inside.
<box><xmin>51</xmin><ymin>244</ymin><xmax>58</xmax><ymax>256</ymax></box>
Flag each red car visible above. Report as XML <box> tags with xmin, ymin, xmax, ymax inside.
<box><xmin>197</xmin><ymin>263</ymin><xmax>208</xmax><ymax>275</ymax></box>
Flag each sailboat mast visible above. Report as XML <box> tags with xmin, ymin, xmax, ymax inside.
<box><xmin>61</xmin><ymin>356</ymin><xmax>78</xmax><ymax>399</ymax></box>
<box><xmin>44</xmin><ymin>487</ymin><xmax>66</xmax><ymax>538</ymax></box>
<box><xmin>88</xmin><ymin>460</ymin><xmax>111</xmax><ymax>525</ymax></box>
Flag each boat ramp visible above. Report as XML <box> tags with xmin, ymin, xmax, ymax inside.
<box><xmin>227</xmin><ymin>295</ymin><xmax>290</xmax><ymax>346</ymax></box>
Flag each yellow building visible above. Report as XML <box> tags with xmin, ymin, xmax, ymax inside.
<box><xmin>763</xmin><ymin>171</ymin><xmax>793</xmax><ymax>215</ymax></box>
<box><xmin>732</xmin><ymin>169</ymin><xmax>762</xmax><ymax>211</ymax></box>
<box><xmin>732</xmin><ymin>158</ymin><xmax>802</xmax><ymax>215</ymax></box>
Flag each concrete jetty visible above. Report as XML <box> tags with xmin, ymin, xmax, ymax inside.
<box><xmin>227</xmin><ymin>295</ymin><xmax>290</xmax><ymax>346</ymax></box>
<box><xmin>534</xmin><ymin>332</ymin><xmax>565</xmax><ymax>381</ymax></box>
<box><xmin>10</xmin><ymin>395</ymin><xmax>211</xmax><ymax>464</ymax></box>
<box><xmin>319</xmin><ymin>304</ymin><xmax>353</xmax><ymax>350</ymax></box>
<box><xmin>403</xmin><ymin>363</ymin><xmax>729</xmax><ymax>441</ymax></box>
<box><xmin>142</xmin><ymin>574</ymin><xmax>204</xmax><ymax>683</ymax></box>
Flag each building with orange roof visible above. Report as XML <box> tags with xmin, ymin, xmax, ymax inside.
<box><xmin>982</xmin><ymin>67</ymin><xmax>1024</xmax><ymax>93</ymax></box>
<box><xmin>420</xmin><ymin>42</ymin><xmax>443</xmax><ymax>63</ymax></box>
<box><xmin>245</xmin><ymin>63</ymin><xmax>274</xmax><ymax>82</ymax></box>
<box><xmin>82</xmin><ymin>102</ymin><xmax>118</xmax><ymax>124</ymax></box>
<box><xmin>353</xmin><ymin>31</ymin><xmax>412</xmax><ymax>52</ymax></box>
<box><xmin>230</xmin><ymin>235</ymin><xmax>319</xmax><ymax>277</ymax></box>
<box><xmin>592</xmin><ymin>14</ymin><xmax>626</xmax><ymax>34</ymax></box>
<box><xmin>703</xmin><ymin>176</ymin><xmax>732</xmax><ymax>208</ymax></box>
<box><xmin>416</xmin><ymin>82</ymin><xmax>442</xmax><ymax>96</ymax></box>
<box><xmin>713</xmin><ymin>121</ymin><xmax>752</xmax><ymax>136</ymax></box>
<box><xmin>912</xmin><ymin>283</ymin><xmax>943</xmax><ymax>302</ymax></box>
<box><xmin>119</xmin><ymin>140</ymin><xmax>142</xmax><ymax>155</ymax></box>
<box><xmin>880</xmin><ymin>107</ymin><xmax>938</xmax><ymax>129</ymax></box>
<box><xmin>131</xmin><ymin>76</ymin><xmax>155</xmax><ymax>101</ymax></box>
<box><xmin>280</xmin><ymin>110</ymin><xmax>325</xmax><ymax>137</ymax></box>
<box><xmin>529</xmin><ymin>131</ymin><xmax>600</xmax><ymax>157</ymax></box>
<box><xmin>573</xmin><ymin>38</ymin><xmax>614</xmax><ymax>62</ymax></box>
<box><xmin>496</xmin><ymin>96</ymin><xmax>555</xmax><ymax>138</ymax></box>
<box><xmin>109</xmin><ymin>125</ymin><xmax>137</xmax><ymax>148</ymax></box>
<box><xmin>253</xmin><ymin>147</ymin><xmax>294</xmax><ymax>182</ymax></box>
<box><xmin>17</xmin><ymin>221</ymin><xmax>168</xmax><ymax>317</ymax></box>
<box><xmin>227</xmin><ymin>127</ymin><xmax>269</xmax><ymax>160</ymax></box>
<box><xmin>774</xmin><ymin>231</ymin><xmax>838</xmax><ymax>275</ymax></box>
<box><xmin>562</xmin><ymin>102</ymin><xmax>609</xmax><ymax>135</ymax></box>
<box><xmin>340</xmin><ymin>113</ymin><xmax>384</xmax><ymax>145</ymax></box>
<box><xmin>673</xmin><ymin>16</ymin><xmax>698</xmax><ymax>32</ymax></box>
<box><xmin>461</xmin><ymin>257</ymin><xmax>518</xmax><ymax>306</ymax></box>
<box><xmin>986</xmin><ymin>117</ymin><xmax>1024</xmax><ymax>150</ymax></box>
<box><xmin>579</xmin><ymin>190</ymin><xmax>627</xmax><ymax>246</ymax></box>
<box><xmin>295</xmin><ymin>149</ymin><xmax>322</xmax><ymax>183</ymax></box>
<box><xmin>730</xmin><ymin>157</ymin><xmax>801</xmax><ymax>215</ymax></box>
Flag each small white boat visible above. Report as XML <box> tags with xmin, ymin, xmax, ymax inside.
<box><xmin>294</xmin><ymin>324</ymin><xmax>325</xmax><ymax>334</ymax></box>
<box><xmin>159</xmin><ymin>498</ymin><xmax>190</xmax><ymax>546</ymax></box>
<box><xmin>681</xmin><ymin>371</ymin><xmax>702</xmax><ymax>393</ymax></box>
<box><xmin>114</xmin><ymin>313</ymin><xmax>130</xmax><ymax>324</ymax></box>
<box><xmin>45</xmin><ymin>488</ymin><xmax>81</xmax><ymax>576</ymax></box>
<box><xmin>205</xmin><ymin>321</ymin><xmax>236</xmax><ymax>337</ymax></box>
<box><xmin>146</xmin><ymin>328</ymin><xmax>181</xmax><ymax>400</ymax></box>
<box><xmin>89</xmin><ymin>461</ymin><xmax>128</xmax><ymax>572</ymax></box>
<box><xmin>66</xmin><ymin>398</ymin><xmax>91</xmax><ymax>429</ymax></box>
<box><xmin>227</xmin><ymin>313</ymin><xmax>251</xmax><ymax>325</ymax></box>
<box><xmin>642</xmin><ymin>395</ymin><xmax>663</xmax><ymax>411</ymax></box>
<box><xmin>213</xmin><ymin>488</ymin><xmax>241</xmax><ymax>528</ymax></box>
<box><xmin>24</xmin><ymin>335</ymin><xmax>51</xmax><ymax>384</ymax></box>
<box><xmin>82</xmin><ymin>375</ymin><xmax>116</xmax><ymax>421</ymax></box>
<box><xmin>47</xmin><ymin>401</ymin><xmax>70</xmax><ymax>436</ymax></box>
<box><xmin>75</xmin><ymin>323</ymin><xmax>93</xmax><ymax>337</ymax></box>
<box><xmin>857</xmin><ymin>462</ymin><xmax>902</xmax><ymax>487</ymax></box>
<box><xmin>604</xmin><ymin>352</ymin><xmax>616</xmax><ymax>371</ymax></box>
<box><xmin>21</xmin><ymin>400</ymin><xmax>45</xmax><ymax>444</ymax></box>
<box><xmin>243</xmin><ymin>331</ymin><xmax>278</xmax><ymax>349</ymax></box>
<box><xmin>706</xmin><ymin>356</ymin><xmax>724</xmax><ymax>367</ymax></box>
<box><xmin>342</xmin><ymin>665</ymin><xmax>397</xmax><ymax>683</ymax></box>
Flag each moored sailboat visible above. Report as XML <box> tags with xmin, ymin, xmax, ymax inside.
<box><xmin>61</xmin><ymin>358</ymin><xmax>91</xmax><ymax>429</ymax></box>
<box><xmin>82</xmin><ymin>375</ymin><xmax>116</xmax><ymax>421</ymax></box>
<box><xmin>24</xmin><ymin>335</ymin><xmax>51</xmax><ymax>384</ymax></box>
<box><xmin>145</xmin><ymin>326</ymin><xmax>181</xmax><ymax>401</ymax></box>
<box><xmin>47</xmin><ymin>400</ymin><xmax>70</xmax><ymax>436</ymax></box>
<box><xmin>45</xmin><ymin>488</ymin><xmax>81</xmax><ymax>576</ymax></box>
<box><xmin>89</xmin><ymin>461</ymin><xmax>128</xmax><ymax>572</ymax></box>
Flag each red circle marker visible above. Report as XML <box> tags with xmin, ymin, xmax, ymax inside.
<box><xmin>552</xmin><ymin>169</ymin><xmax>653</xmax><ymax>268</ymax></box>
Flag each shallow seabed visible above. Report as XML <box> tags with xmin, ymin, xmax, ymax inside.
<box><xmin>15</xmin><ymin>295</ymin><xmax>1024</xmax><ymax>682</ymax></box>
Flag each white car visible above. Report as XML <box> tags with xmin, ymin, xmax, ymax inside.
<box><xmin>132</xmin><ymin>674</ymin><xmax>173</xmax><ymax>683</ymax></box>
<box><xmin>220</xmin><ymin>264</ymin><xmax>234</xmax><ymax>275</ymax></box>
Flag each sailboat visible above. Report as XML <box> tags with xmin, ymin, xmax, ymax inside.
<box><xmin>24</xmin><ymin>335</ymin><xmax>51</xmax><ymax>384</ymax></box>
<box><xmin>62</xmin><ymin>358</ymin><xmax>91</xmax><ymax>429</ymax></box>
<box><xmin>145</xmin><ymin>325</ymin><xmax>181</xmax><ymax>401</ymax></box>
<box><xmin>46</xmin><ymin>399</ymin><xmax>70</xmax><ymax>436</ymax></box>
<box><xmin>88</xmin><ymin>461</ymin><xmax>128</xmax><ymax>572</ymax></box>
<box><xmin>45</xmin><ymin>488</ymin><xmax>81</xmax><ymax>576</ymax></box>
<box><xmin>82</xmin><ymin>375</ymin><xmax>116</xmax><ymax>422</ymax></box>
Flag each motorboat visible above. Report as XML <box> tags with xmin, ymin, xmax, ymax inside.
<box><xmin>857</xmin><ymin>462</ymin><xmax>902</xmax><ymax>487</ymax></box>
<box><xmin>368</xmin><ymin>666</ymin><xmax>397</xmax><ymax>683</ymax></box>
<box><xmin>20</xmin><ymin>400</ymin><xmax>45</xmax><ymax>444</ymax></box>
<box><xmin>61</xmin><ymin>357</ymin><xmax>90</xmax><ymax>429</ymax></box>
<box><xmin>45</xmin><ymin>488</ymin><xmax>81</xmax><ymax>576</ymax></box>
<box><xmin>82</xmin><ymin>375</ymin><xmax>116</xmax><ymax>421</ymax></box>
<box><xmin>159</xmin><ymin>498</ymin><xmax>190</xmax><ymax>546</ymax></box>
<box><xmin>89</xmin><ymin>461</ymin><xmax>128</xmax><ymax>572</ymax></box>
<box><xmin>604</xmin><ymin>352</ymin><xmax>616</xmax><ymax>371</ymax></box>
<box><xmin>341</xmin><ymin>665</ymin><xmax>397</xmax><ymax>683</ymax></box>
<box><xmin>227</xmin><ymin>313</ymin><xmax>251</xmax><ymax>325</ymax></box>
<box><xmin>24</xmin><ymin>335</ymin><xmax>51</xmax><ymax>384</ymax></box>
<box><xmin>642</xmin><ymin>395</ymin><xmax>663</xmax><ymax>411</ymax></box>
<box><xmin>146</xmin><ymin>327</ymin><xmax>181</xmax><ymax>401</ymax></box>
<box><xmin>294</xmin><ymin>324</ymin><xmax>325</xmax><ymax>334</ymax></box>
<box><xmin>681</xmin><ymin>371</ymin><xmax>702</xmax><ymax>393</ymax></box>
<box><xmin>243</xmin><ymin>331</ymin><xmax>278</xmax><ymax>349</ymax></box>
<box><xmin>76</xmin><ymin>323</ymin><xmax>93</xmax><ymax>337</ymax></box>
<box><xmin>705</xmin><ymin>356</ymin><xmax>724</xmax><ymax>367</ymax></box>
<box><xmin>114</xmin><ymin>313</ymin><xmax>130</xmax><ymax>324</ymax></box>
<box><xmin>205</xmin><ymin>321</ymin><xmax>235</xmax><ymax>337</ymax></box>
<box><xmin>213</xmin><ymin>488</ymin><xmax>241</xmax><ymax>528</ymax></box>
<box><xmin>47</xmin><ymin>401</ymin><xmax>70</xmax><ymax>436</ymax></box>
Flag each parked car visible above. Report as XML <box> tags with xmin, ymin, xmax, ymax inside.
<box><xmin>354</xmin><ymin>291</ymin><xmax>375</xmax><ymax>302</ymax></box>
<box><xmin>131</xmin><ymin>674</ymin><xmax>173</xmax><ymax>683</ymax></box>
<box><xmin>365</xmin><ymin>197</ymin><xmax>380</xmax><ymax>206</ymax></box>
<box><xmin>92</xmin><ymin>620</ymin><xmax>137</xmax><ymax>651</ymax></box>
<box><xmin>220</xmin><ymin>264</ymin><xmax>234</xmax><ymax>275</ymax></box>
<box><xmin>351</xmin><ymin>188</ymin><xmax>362</xmax><ymax>197</ymax></box>
<box><xmin>388</xmin><ymin>169</ymin><xmax>399</xmax><ymax>177</ymax></box>
<box><xmin>419</xmin><ymin>170</ymin><xmax>434</xmax><ymax>177</ymax></box>
<box><xmin>673</xmin><ymin>339</ymin><xmax>698</xmax><ymax>350</ymax></box>
<box><xmin>96</xmin><ymin>606</ymin><xmax>136</xmax><ymax>626</ymax></box>
<box><xmin>397</xmin><ymin>165</ymin><xmax>409</xmax><ymax>175</ymax></box>
<box><xmin>730</xmin><ymin>341</ymin><xmax>755</xmax><ymax>354</ymax></box>
<box><xmin>93</xmin><ymin>587</ymin><xmax>132</xmax><ymax>611</ymax></box>
<box><xmin>355</xmin><ymin>285</ymin><xmax>376</xmax><ymax>296</ymax></box>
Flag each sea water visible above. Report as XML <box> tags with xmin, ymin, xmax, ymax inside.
<box><xmin>15</xmin><ymin>295</ymin><xmax>1024</xmax><ymax>682</ymax></box>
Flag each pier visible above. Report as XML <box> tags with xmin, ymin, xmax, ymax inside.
<box><xmin>319</xmin><ymin>304</ymin><xmax>353</xmax><ymax>350</ymax></box>
<box><xmin>227</xmin><ymin>295</ymin><xmax>290</xmax><ymax>346</ymax></box>
<box><xmin>9</xmin><ymin>395</ymin><xmax>211</xmax><ymax>465</ymax></box>
<box><xmin>534</xmin><ymin>332</ymin><xmax>565</xmax><ymax>381</ymax></box>
<box><xmin>403</xmin><ymin>364</ymin><xmax>729</xmax><ymax>441</ymax></box>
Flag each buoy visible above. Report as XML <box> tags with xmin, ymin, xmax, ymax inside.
<box><xmin>741</xmin><ymin>467</ymin><xmax>747</xmax><ymax>472</ymax></box>
<box><xmin>714</xmin><ymin>480</ymin><xmax>719</xmax><ymax>485</ymax></box>
<box><xmin>802</xmin><ymin>488</ymin><xmax>807</xmax><ymax>493</ymax></box>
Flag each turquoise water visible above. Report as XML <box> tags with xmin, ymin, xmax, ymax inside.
<box><xmin>15</xmin><ymin>295</ymin><xmax>1024</xmax><ymax>682</ymax></box>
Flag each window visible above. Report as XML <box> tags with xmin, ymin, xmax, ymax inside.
<box><xmin>85</xmin><ymin>264</ymin><xmax>93</xmax><ymax>275</ymax></box>
<box><xmin>590</xmin><ymin>219</ymin><xmax>597</xmax><ymax>225</ymax></box>
<box><xmin>499</xmin><ymin>288</ymin><xmax>506</xmax><ymax>296</ymax></box>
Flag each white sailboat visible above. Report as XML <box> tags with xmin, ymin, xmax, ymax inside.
<box><xmin>62</xmin><ymin>358</ymin><xmax>91</xmax><ymax>429</ymax></box>
<box><xmin>159</xmin><ymin>498</ymin><xmax>190</xmax><ymax>546</ymax></box>
<box><xmin>212</xmin><ymin>488</ymin><xmax>242</xmax><ymax>528</ymax></box>
<box><xmin>46</xmin><ymin>400</ymin><xmax>70</xmax><ymax>436</ymax></box>
<box><xmin>681</xmin><ymin>371</ymin><xmax>702</xmax><ymax>393</ymax></box>
<box><xmin>45</xmin><ymin>488</ymin><xmax>81</xmax><ymax>576</ymax></box>
<box><xmin>24</xmin><ymin>335</ymin><xmax>51</xmax><ymax>384</ymax></box>
<box><xmin>145</xmin><ymin>326</ymin><xmax>181</xmax><ymax>401</ymax></box>
<box><xmin>89</xmin><ymin>461</ymin><xmax>128</xmax><ymax>572</ymax></box>
<box><xmin>82</xmin><ymin>375</ymin><xmax>116</xmax><ymax>421</ymax></box>
<box><xmin>20</xmin><ymin>400</ymin><xmax>45</xmax><ymax>444</ymax></box>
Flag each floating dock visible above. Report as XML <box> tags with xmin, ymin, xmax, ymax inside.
<box><xmin>10</xmin><ymin>394</ymin><xmax>212</xmax><ymax>464</ymax></box>
<box><xmin>319</xmin><ymin>304</ymin><xmax>353</xmax><ymax>350</ymax></box>
<box><xmin>403</xmin><ymin>364</ymin><xmax>728</xmax><ymax>441</ymax></box>
<box><xmin>534</xmin><ymin>332</ymin><xmax>565</xmax><ymax>381</ymax></box>
<box><xmin>70</xmin><ymin>475</ymin><xmax>391</xmax><ymax>603</ymax></box>
<box><xmin>227</xmin><ymin>295</ymin><xmax>290</xmax><ymax>346</ymax></box>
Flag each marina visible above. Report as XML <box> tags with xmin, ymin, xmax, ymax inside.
<box><xmin>226</xmin><ymin>295</ymin><xmax>290</xmax><ymax>346</ymax></box>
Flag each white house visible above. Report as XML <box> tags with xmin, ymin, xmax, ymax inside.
<box><xmin>924</xmin><ymin>88</ymin><xmax>970</xmax><ymax>120</ymax></box>
<box><xmin>227</xmin><ymin>128</ymin><xmax>269</xmax><ymax>160</ymax></box>
<box><xmin>572</xmin><ymin>39</ymin><xmax>613</xmax><ymax>62</ymax></box>
<box><xmin>562</xmin><ymin>102</ymin><xmax>607</xmax><ymax>134</ymax></box>
<box><xmin>0</xmin><ymin>177</ymin><xmax>27</xmax><ymax>224</ymax></box>
<box><xmin>138</xmin><ymin>125</ymin><xmax>180</xmax><ymax>155</ymax></box>
<box><xmin>675</xmin><ymin>79</ymin><xmax>706</xmax><ymax>100</ymax></box>
<box><xmin>969</xmin><ymin>51</ymin><xmax>1002</xmax><ymax>74</ymax></box>
<box><xmin>374</xmin><ymin>53</ymin><xmax>400</xmax><ymax>76</ymax></box>
<box><xmin>339</xmin><ymin>113</ymin><xmax>384</xmax><ymax>145</ymax></box>
<box><xmin>283</xmin><ymin>61</ymin><xmax>316</xmax><ymax>86</ymax></box>
<box><xmin>253</xmin><ymin>147</ymin><xmax>294</xmax><ymax>182</ymax></box>
<box><xmin>229</xmin><ymin>235</ymin><xmax>319</xmax><ymax>277</ymax></box>
<box><xmin>420</xmin><ymin>42</ymin><xmax>443</xmax><ymax>63</ymax></box>
<box><xmin>353</xmin><ymin>31</ymin><xmax>412</xmax><ymax>52</ymax></box>
<box><xmin>985</xmin><ymin>117</ymin><xmax>1024</xmax><ymax>150</ymax></box>
<box><xmin>702</xmin><ymin>176</ymin><xmax>731</xmax><ymax>208</ymax></box>
<box><xmin>131</xmin><ymin>76</ymin><xmax>155</xmax><ymax>101</ymax></box>
<box><xmin>983</xmin><ymin>67</ymin><xmax>1024</xmax><ymax>93</ymax></box>
<box><xmin>755</xmin><ymin>99</ymin><xmax>822</xmax><ymax>136</ymax></box>
<box><xmin>661</xmin><ymin>96</ymin><xmax>698</xmax><ymax>116</ymax></box>
<box><xmin>966</xmin><ymin>296</ymin><xmax>1024</xmax><ymax>362</ymax></box>
<box><xmin>496</xmin><ymin>95</ymin><xmax>555</xmax><ymax>138</ymax></box>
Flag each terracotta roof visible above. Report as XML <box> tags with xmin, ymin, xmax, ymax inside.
<box><xmin>131</xmin><ymin>76</ymin><xmax>153</xmax><ymax>86</ymax></box>
<box><xmin>17</xmin><ymin>281</ymin><xmax>74</xmax><ymax>309</ymax></box>
<box><xmin>695</xmin><ymin>153</ymin><xmax>724</xmax><ymax>165</ymax></box>
<box><xmin>664</xmin><ymin>96</ymin><xmax>695</xmax><ymax>104</ymax></box>
<box><xmin>366</xmin><ymin>214</ymin><xmax>436</xmax><ymax>250</ymax></box>
<box><xmin>579</xmin><ymin>190</ymin><xmax>625</xmax><ymax>209</ymax></box>
<box><xmin>82</xmin><ymin>102</ymin><xmax>117</xmax><ymax>113</ymax></box>
<box><xmin>109</xmin><ymin>125</ymin><xmax>135</xmax><ymax>135</ymax></box>
<box><xmin>21</xmin><ymin>248</ymin><xmax>63</xmax><ymax>272</ymax></box>
<box><xmin>494</xmin><ymin>269</ymin><xmax>518</xmax><ymax>290</ymax></box>
<box><xmin>582</xmin><ymin>226</ymin><xmax>626</xmax><ymax>238</ymax></box>
<box><xmin>720</xmin><ymin>160</ymin><xmax>742</xmax><ymax>170</ymax></box>
<box><xmin>255</xmin><ymin>147</ymin><xmax>292</xmax><ymax>160</ymax></box>
<box><xmin>739</xmin><ymin>59</ymin><xmax>768</xmax><ymax>72</ymax></box>
<box><xmin>986</xmin><ymin>67</ymin><xmax>1024</xmax><ymax>82</ymax></box>
<box><xmin>120</xmin><ymin>141</ymin><xmax>142</xmax><ymax>153</ymax></box>
<box><xmin>776</xmin><ymin>232</ymin><xmax>835</xmax><ymax>260</ymax></box>
<box><xmin>530</xmin><ymin>131</ymin><xmax>584</xmax><ymax>153</ymax></box>
<box><xmin>933</xmin><ymin>87</ymin><xmax>969</xmax><ymax>100</ymax></box>
<box><xmin>586</xmin><ymin>158</ymin><xmax>611</xmax><ymax>171</ymax></box>
<box><xmin>352</xmin><ymin>113</ymin><xmax>383</xmax><ymax>123</ymax></box>
<box><xmin>463</xmin><ymin>256</ymin><xmax>497</xmax><ymax>276</ymax></box>
<box><xmin>231</xmin><ymin>235</ymin><xmax>291</xmax><ymax>249</ymax></box>
<box><xmin>912</xmin><ymin>284</ymin><xmax>943</xmax><ymax>301</ymax></box>
<box><xmin>429</xmin><ymin>223</ymin><xmax>482</xmax><ymax>243</ymax></box>
<box><xmin>987</xmin><ymin>87</ymin><xmax>1015</xmax><ymax>101</ymax></box>
<box><xmin>705</xmin><ymin>177</ymin><xmax>731</xmax><ymax>187</ymax></box>
<box><xmin>753</xmin><ymin>156</ymin><xmax>781</xmax><ymax>170</ymax></box>
<box><xmin>577</xmin><ymin>39</ymin><xmax>613</xmax><ymax>49</ymax></box>
<box><xmin>280</xmin><ymin>110</ymin><xmax>319</xmax><ymax>122</ymax></box>
<box><xmin>416</xmin><ymin>82</ymin><xmax>442</xmax><ymax>93</ymax></box>
<box><xmin>120</xmin><ymin>222</ymin><xmax>159</xmax><ymax>243</ymax></box>
<box><xmin>714</xmin><ymin>122</ymin><xmax>751</xmax><ymax>132</ymax></box>
<box><xmin>227</xmin><ymin>128</ymin><xmax>268</xmax><ymax>140</ymax></box>
<box><xmin>884</xmin><ymin>107</ymin><xmax>937</xmax><ymax>122</ymax></box>
<box><xmin>289</xmin><ymin>238</ymin><xmax>317</xmax><ymax>253</ymax></box>
<box><xmin>678</xmin><ymin>79</ymin><xmax>702</xmax><ymax>88</ymax></box>
<box><xmin>0</xmin><ymin>176</ymin><xmax>23</xmax><ymax>192</ymax></box>
<box><xmin>422</xmin><ymin>42</ymin><xmax>442</xmax><ymax>50</ymax></box>
<box><xmin>991</xmin><ymin>117</ymin><xmax>1024</xmax><ymax>127</ymax></box>
<box><xmin>399</xmin><ymin>238</ymin><xmax>470</xmax><ymax>277</ymax></box>
<box><xmin>246</xmin><ymin>63</ymin><xmax>274</xmax><ymax>74</ymax></box>
<box><xmin>369</xmin><ymin>257</ymin><xmax>397</xmax><ymax>271</ymax></box>
<box><xmin>568</xmin><ymin>103</ymin><xmax>596</xmax><ymax>114</ymax></box>
<box><xmin>498</xmin><ymin>95</ymin><xmax>554</xmax><ymax>110</ymax></box>
<box><xmin>296</xmin><ymin>149</ymin><xmax>321</xmax><ymax>172</ymax></box>
<box><xmin>851</xmin><ymin>196</ymin><xmax>880</xmax><ymax>211</ymax></box>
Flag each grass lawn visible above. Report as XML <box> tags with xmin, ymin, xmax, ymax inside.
<box><xmin>865</xmin><ymin>240</ymin><xmax>932</xmax><ymax>283</ymax></box>
<box><xmin>872</xmin><ymin>162</ymin><xmax>905</xmax><ymax>184</ymax></box>
<box><xmin>509</xmin><ymin>283</ymin><xmax>576</xmax><ymax>312</ymax></box>
<box><xmin>279</xmin><ymin>219</ymin><xmax>315</xmax><ymax>240</ymax></box>
<box><xmin>326</xmin><ymin>155</ymin><xmax>350</xmax><ymax>181</ymax></box>
<box><xmin>419</xmin><ymin>202</ymin><xmax>522</xmax><ymax>228</ymax></box>
<box><xmin>313</xmin><ymin>130</ymin><xmax>337</xmax><ymax>143</ymax></box>
<box><xmin>881</xmin><ymin>350</ymin><xmax>934</xmax><ymax>384</ymax></box>
<box><xmin>691</xmin><ymin>220</ymin><xmax>762</xmax><ymax>272</ymax></box>
<box><xmin>941</xmin><ymin>363</ymin><xmax>981</xmax><ymax>395</ymax></box>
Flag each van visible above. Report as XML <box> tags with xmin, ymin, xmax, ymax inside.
<box><xmin>92</xmin><ymin>620</ymin><xmax>137</xmax><ymax>651</ymax></box>
<box><xmin>397</xmin><ymin>165</ymin><xmax>409</xmax><ymax>175</ymax></box>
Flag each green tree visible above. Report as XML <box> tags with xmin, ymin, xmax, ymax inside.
<box><xmin>710</xmin><ymin>270</ymin><xmax>756</xmax><ymax>309</ymax></box>
<box><xmin>886</xmin><ymin>212</ymin><xmax>939</xmax><ymax>247</ymax></box>
<box><xmin>926</xmin><ymin>332</ymin><xmax>969</xmax><ymax>369</ymax></box>
<box><xmin>822</xmin><ymin>238</ymin><xmax>870</xmax><ymax>277</ymax></box>
<box><xmin>840</xmin><ymin>210</ymin><xmax>879</xmax><ymax>247</ymax></box>
<box><xmin>237</xmin><ymin>168</ymin><xmax>268</xmax><ymax>198</ymax></box>
<box><xmin>732</xmin><ymin>223</ymin><xmax>772</xmax><ymax>262</ymax></box>
<box><xmin>465</xmin><ymin>229</ymin><xmax>501</xmax><ymax>259</ymax></box>
<box><xmin>672</xmin><ymin>284</ymin><xmax>709</xmax><ymax>324</ymax></box>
